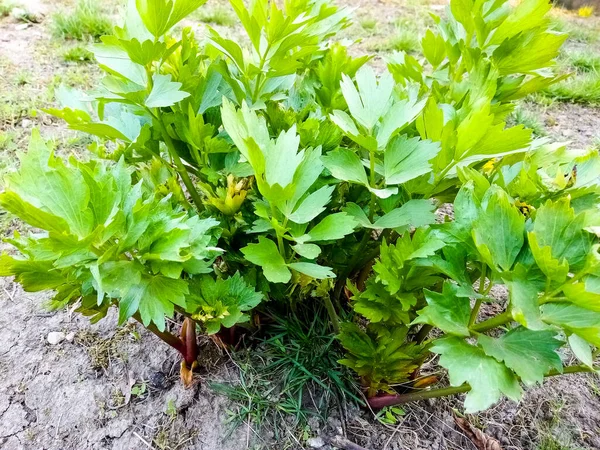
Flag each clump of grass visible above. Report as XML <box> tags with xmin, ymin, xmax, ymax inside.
<box><xmin>0</xmin><ymin>1</ymin><xmax>14</xmax><ymax>17</ymax></box>
<box><xmin>212</xmin><ymin>307</ymin><xmax>362</xmax><ymax>444</ymax></box>
<box><xmin>62</xmin><ymin>45</ymin><xmax>94</xmax><ymax>63</ymax></box>
<box><xmin>561</xmin><ymin>50</ymin><xmax>600</xmax><ymax>73</ymax></box>
<box><xmin>193</xmin><ymin>6</ymin><xmax>235</xmax><ymax>26</ymax></box>
<box><xmin>509</xmin><ymin>106</ymin><xmax>546</xmax><ymax>136</ymax></box>
<box><xmin>52</xmin><ymin>0</ymin><xmax>112</xmax><ymax>41</ymax></box>
<box><xmin>369</xmin><ymin>18</ymin><xmax>424</xmax><ymax>53</ymax></box>
<box><xmin>543</xmin><ymin>72</ymin><xmax>600</xmax><ymax>105</ymax></box>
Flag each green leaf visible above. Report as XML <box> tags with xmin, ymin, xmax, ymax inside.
<box><xmin>372</xmin><ymin>200</ymin><xmax>436</xmax><ymax>230</ymax></box>
<box><xmin>288</xmin><ymin>262</ymin><xmax>335</xmax><ymax>279</ymax></box>
<box><xmin>421</xmin><ymin>29</ymin><xmax>446</xmax><ymax>67</ymax></box>
<box><xmin>383</xmin><ymin>136</ymin><xmax>440</xmax><ymax>185</ymax></box>
<box><xmin>528</xmin><ymin>198</ymin><xmax>592</xmax><ymax>277</ymax></box>
<box><xmin>321</xmin><ymin>148</ymin><xmax>368</xmax><ymax>185</ymax></box>
<box><xmin>120</xmin><ymin>274</ymin><xmax>189</xmax><ymax>331</ymax></box>
<box><xmin>413</xmin><ymin>282</ymin><xmax>471</xmax><ymax>336</ymax></box>
<box><xmin>5</xmin><ymin>130</ymin><xmax>94</xmax><ymax>238</ymax></box>
<box><xmin>190</xmin><ymin>273</ymin><xmax>262</xmax><ymax>334</ymax></box>
<box><xmin>472</xmin><ymin>186</ymin><xmax>525</xmax><ymax>272</ymax></box>
<box><xmin>241</xmin><ymin>237</ymin><xmax>291</xmax><ymax>283</ymax></box>
<box><xmin>301</xmin><ymin>212</ymin><xmax>357</xmax><ymax>242</ymax></box>
<box><xmin>288</xmin><ymin>185</ymin><xmax>334</xmax><ymax>224</ymax></box>
<box><xmin>350</xmin><ymin>279</ymin><xmax>415</xmax><ymax>324</ymax></box>
<box><xmin>504</xmin><ymin>264</ymin><xmax>546</xmax><ymax>330</ymax></box>
<box><xmin>340</xmin><ymin>66</ymin><xmax>394</xmax><ymax>130</ymax></box>
<box><xmin>542</xmin><ymin>302</ymin><xmax>600</xmax><ymax>347</ymax></box>
<box><xmin>292</xmin><ymin>243</ymin><xmax>321</xmax><ymax>259</ymax></box>
<box><xmin>568</xmin><ymin>333</ymin><xmax>594</xmax><ymax>368</ymax></box>
<box><xmin>478</xmin><ymin>327</ymin><xmax>563</xmax><ymax>385</ymax></box>
<box><xmin>431</xmin><ymin>337</ymin><xmax>522</xmax><ymax>413</ymax></box>
<box><xmin>146</xmin><ymin>74</ymin><xmax>190</xmax><ymax>108</ymax></box>
<box><xmin>563</xmin><ymin>276</ymin><xmax>600</xmax><ymax>312</ymax></box>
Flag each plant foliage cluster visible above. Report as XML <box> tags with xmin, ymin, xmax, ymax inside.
<box><xmin>1</xmin><ymin>0</ymin><xmax>599</xmax><ymax>413</ymax></box>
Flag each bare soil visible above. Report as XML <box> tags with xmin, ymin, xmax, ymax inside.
<box><xmin>1</xmin><ymin>1</ymin><xmax>600</xmax><ymax>449</ymax></box>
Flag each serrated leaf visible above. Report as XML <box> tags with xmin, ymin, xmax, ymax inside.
<box><xmin>288</xmin><ymin>185</ymin><xmax>334</xmax><ymax>224</ymax></box>
<box><xmin>431</xmin><ymin>337</ymin><xmax>522</xmax><ymax>413</ymax></box>
<box><xmin>542</xmin><ymin>302</ymin><xmax>600</xmax><ymax>347</ymax></box>
<box><xmin>413</xmin><ymin>282</ymin><xmax>471</xmax><ymax>336</ymax></box>
<box><xmin>383</xmin><ymin>135</ymin><xmax>440</xmax><ymax>185</ymax></box>
<box><xmin>300</xmin><ymin>212</ymin><xmax>357</xmax><ymax>242</ymax></box>
<box><xmin>472</xmin><ymin>186</ymin><xmax>525</xmax><ymax>272</ymax></box>
<box><xmin>241</xmin><ymin>237</ymin><xmax>291</xmax><ymax>283</ymax></box>
<box><xmin>146</xmin><ymin>74</ymin><xmax>190</xmax><ymax>108</ymax></box>
<box><xmin>504</xmin><ymin>264</ymin><xmax>546</xmax><ymax>330</ymax></box>
<box><xmin>321</xmin><ymin>148</ymin><xmax>368</xmax><ymax>185</ymax></box>
<box><xmin>478</xmin><ymin>327</ymin><xmax>563</xmax><ymax>385</ymax></box>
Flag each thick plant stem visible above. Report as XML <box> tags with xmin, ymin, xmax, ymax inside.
<box><xmin>469</xmin><ymin>264</ymin><xmax>486</xmax><ymax>326</ymax></box>
<box><xmin>368</xmin><ymin>364</ymin><xmax>599</xmax><ymax>409</ymax></box>
<box><xmin>181</xmin><ymin>317</ymin><xmax>199</xmax><ymax>367</ymax></box>
<box><xmin>368</xmin><ymin>385</ymin><xmax>471</xmax><ymax>409</ymax></box>
<box><xmin>323</xmin><ymin>295</ymin><xmax>341</xmax><ymax>334</ymax></box>
<box><xmin>471</xmin><ymin>310</ymin><xmax>513</xmax><ymax>333</ymax></box>
<box><xmin>154</xmin><ymin>115</ymin><xmax>205</xmax><ymax>211</ymax></box>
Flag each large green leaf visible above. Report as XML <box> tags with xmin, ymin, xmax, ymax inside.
<box><xmin>431</xmin><ymin>337</ymin><xmax>522</xmax><ymax>413</ymax></box>
<box><xmin>541</xmin><ymin>302</ymin><xmax>600</xmax><ymax>347</ymax></box>
<box><xmin>478</xmin><ymin>327</ymin><xmax>563</xmax><ymax>385</ymax></box>
<box><xmin>383</xmin><ymin>135</ymin><xmax>440</xmax><ymax>185</ymax></box>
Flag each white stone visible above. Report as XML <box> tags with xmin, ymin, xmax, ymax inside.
<box><xmin>47</xmin><ymin>332</ymin><xmax>66</xmax><ymax>345</ymax></box>
<box><xmin>307</xmin><ymin>437</ymin><xmax>325</xmax><ymax>448</ymax></box>
<box><xmin>66</xmin><ymin>332</ymin><xmax>76</xmax><ymax>342</ymax></box>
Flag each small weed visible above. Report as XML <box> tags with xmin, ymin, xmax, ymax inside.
<box><xmin>510</xmin><ymin>106</ymin><xmax>546</xmax><ymax>136</ymax></box>
<box><xmin>10</xmin><ymin>6</ymin><xmax>41</xmax><ymax>23</ymax></box>
<box><xmin>193</xmin><ymin>6</ymin><xmax>235</xmax><ymax>26</ymax></box>
<box><xmin>359</xmin><ymin>17</ymin><xmax>377</xmax><ymax>32</ymax></box>
<box><xmin>74</xmin><ymin>324</ymin><xmax>136</xmax><ymax>369</ymax></box>
<box><xmin>0</xmin><ymin>1</ymin><xmax>13</xmax><ymax>17</ymax></box>
<box><xmin>543</xmin><ymin>72</ymin><xmax>600</xmax><ymax>105</ymax></box>
<box><xmin>62</xmin><ymin>45</ymin><xmax>94</xmax><ymax>63</ymax></box>
<box><xmin>370</xmin><ymin>19</ymin><xmax>423</xmax><ymax>53</ymax></box>
<box><xmin>212</xmin><ymin>306</ymin><xmax>362</xmax><ymax>444</ymax></box>
<box><xmin>561</xmin><ymin>50</ymin><xmax>600</xmax><ymax>73</ymax></box>
<box><xmin>52</xmin><ymin>0</ymin><xmax>112</xmax><ymax>41</ymax></box>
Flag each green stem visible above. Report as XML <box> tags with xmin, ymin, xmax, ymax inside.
<box><xmin>471</xmin><ymin>310</ymin><xmax>512</xmax><ymax>333</ymax></box>
<box><xmin>154</xmin><ymin>114</ymin><xmax>205</xmax><ymax>211</ymax></box>
<box><xmin>469</xmin><ymin>264</ymin><xmax>486</xmax><ymax>327</ymax></box>
<box><xmin>368</xmin><ymin>384</ymin><xmax>471</xmax><ymax>409</ymax></box>
<box><xmin>369</xmin><ymin>364</ymin><xmax>599</xmax><ymax>409</ymax></box>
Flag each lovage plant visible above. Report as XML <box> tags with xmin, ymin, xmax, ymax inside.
<box><xmin>1</xmin><ymin>0</ymin><xmax>599</xmax><ymax>414</ymax></box>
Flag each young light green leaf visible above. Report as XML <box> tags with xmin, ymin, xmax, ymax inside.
<box><xmin>301</xmin><ymin>212</ymin><xmax>358</xmax><ymax>242</ymax></box>
<box><xmin>287</xmin><ymin>185</ymin><xmax>334</xmax><ymax>224</ymax></box>
<box><xmin>146</xmin><ymin>74</ymin><xmax>190</xmax><ymax>108</ymax></box>
<box><xmin>413</xmin><ymin>282</ymin><xmax>471</xmax><ymax>336</ymax></box>
<box><xmin>383</xmin><ymin>135</ymin><xmax>440</xmax><ymax>185</ymax></box>
<box><xmin>321</xmin><ymin>148</ymin><xmax>368</xmax><ymax>185</ymax></box>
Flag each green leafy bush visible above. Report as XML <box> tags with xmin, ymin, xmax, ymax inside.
<box><xmin>1</xmin><ymin>0</ymin><xmax>599</xmax><ymax>415</ymax></box>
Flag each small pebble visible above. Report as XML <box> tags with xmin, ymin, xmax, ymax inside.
<box><xmin>149</xmin><ymin>371</ymin><xmax>169</xmax><ymax>390</ymax></box>
<box><xmin>21</xmin><ymin>119</ymin><xmax>32</xmax><ymax>128</ymax></box>
<box><xmin>307</xmin><ymin>437</ymin><xmax>325</xmax><ymax>448</ymax></box>
<box><xmin>66</xmin><ymin>332</ymin><xmax>76</xmax><ymax>342</ymax></box>
<box><xmin>47</xmin><ymin>332</ymin><xmax>66</xmax><ymax>345</ymax></box>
